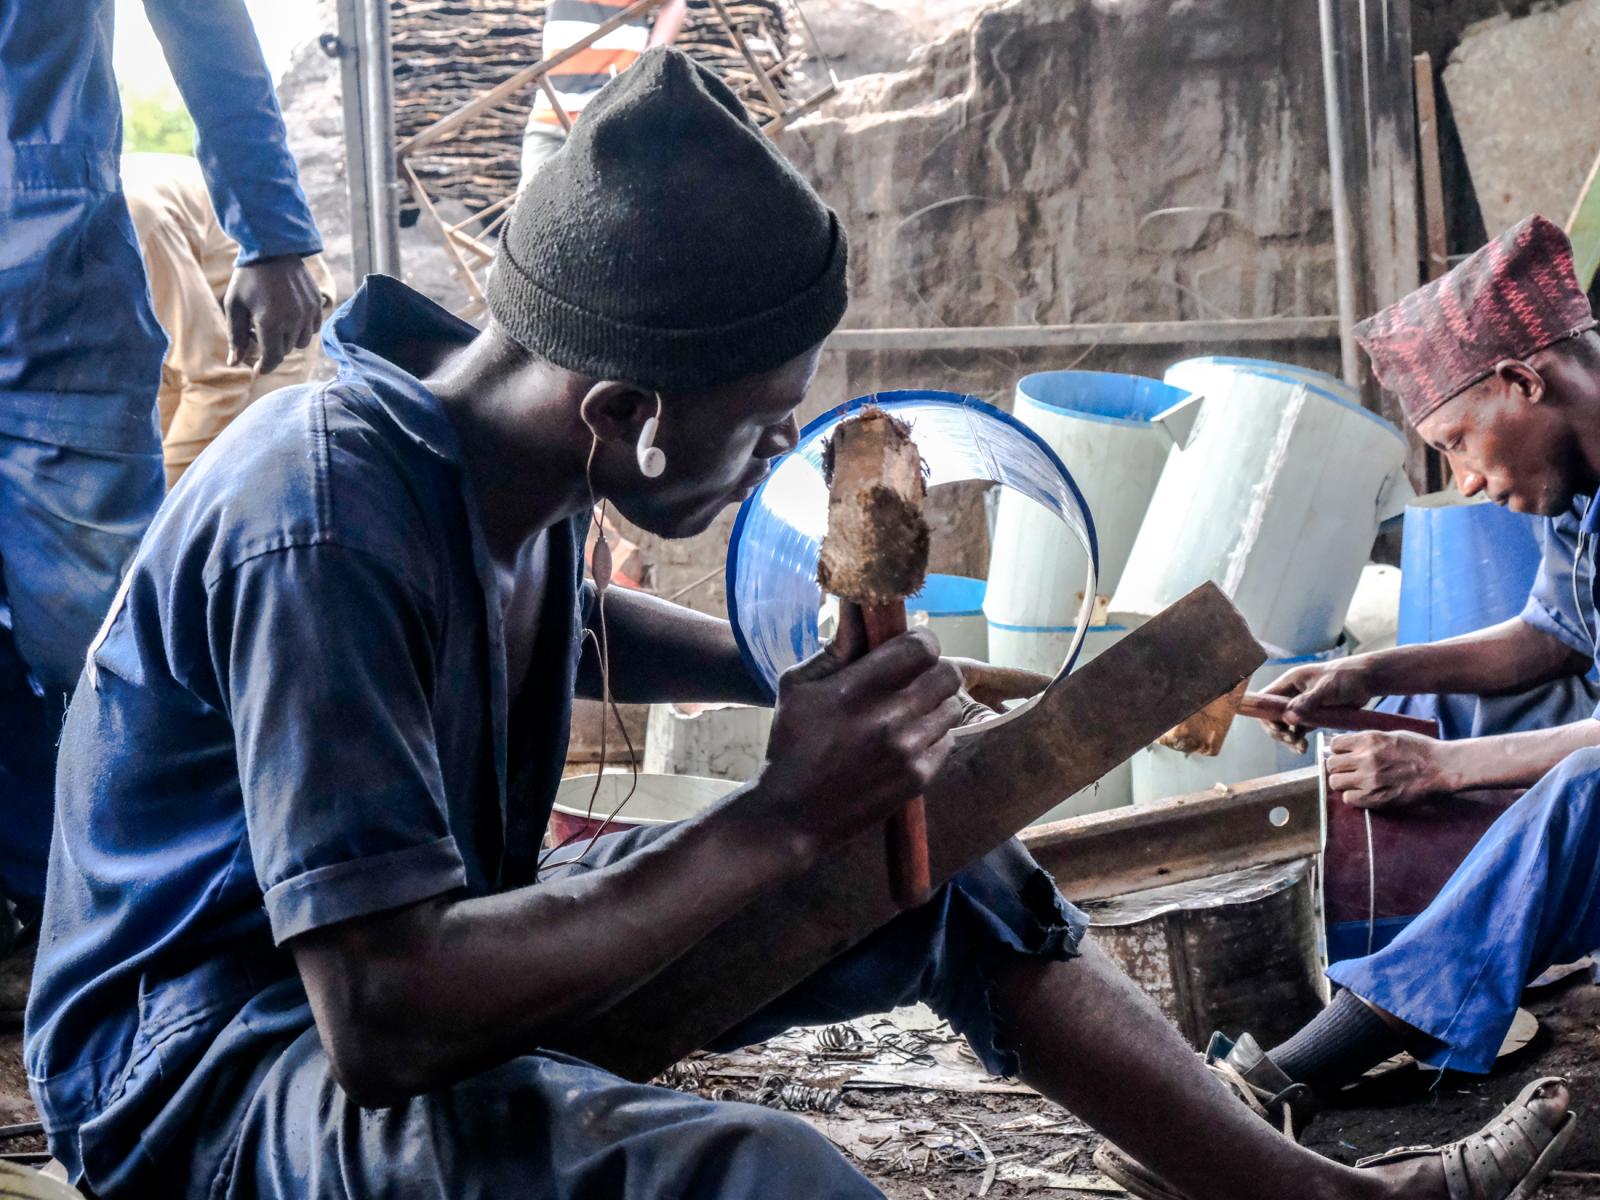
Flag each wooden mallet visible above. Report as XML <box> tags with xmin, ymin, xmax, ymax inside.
<box><xmin>817</xmin><ymin>407</ymin><xmax>933</xmax><ymax>908</ymax></box>
<box><xmin>1158</xmin><ymin>678</ymin><xmax>1438</xmax><ymax>756</ymax></box>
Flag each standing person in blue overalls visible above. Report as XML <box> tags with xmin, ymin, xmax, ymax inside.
<box><xmin>1112</xmin><ymin>216</ymin><xmax>1600</xmax><ymax>1161</ymax></box>
<box><xmin>0</xmin><ymin>0</ymin><xmax>325</xmax><ymax>988</ymax></box>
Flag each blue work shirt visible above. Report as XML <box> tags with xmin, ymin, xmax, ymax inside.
<box><xmin>0</xmin><ymin>0</ymin><xmax>321</xmax><ymax>449</ymax></box>
<box><xmin>1519</xmin><ymin>495</ymin><xmax>1600</xmax><ymax>712</ymax></box>
<box><xmin>26</xmin><ymin>278</ymin><xmax>591</xmax><ymax>1193</ymax></box>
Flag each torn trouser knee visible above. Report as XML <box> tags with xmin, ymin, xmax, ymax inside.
<box><xmin>709</xmin><ymin>838</ymin><xmax>1088</xmax><ymax>1077</ymax></box>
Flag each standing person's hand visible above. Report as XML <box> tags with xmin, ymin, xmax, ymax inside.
<box><xmin>944</xmin><ymin>658</ymin><xmax>1051</xmax><ymax>711</ymax></box>
<box><xmin>223</xmin><ymin>254</ymin><xmax>323</xmax><ymax>375</ymax></box>
<box><xmin>1257</xmin><ymin>658</ymin><xmax>1383</xmax><ymax>752</ymax></box>
<box><xmin>748</xmin><ymin>606</ymin><xmax>964</xmax><ymax>860</ymax></box>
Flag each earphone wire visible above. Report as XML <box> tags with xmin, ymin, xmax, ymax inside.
<box><xmin>1573</xmin><ymin>494</ymin><xmax>1595</xmax><ymax>655</ymax></box>
<box><xmin>538</xmin><ymin>435</ymin><xmax>642</xmax><ymax>872</ymax></box>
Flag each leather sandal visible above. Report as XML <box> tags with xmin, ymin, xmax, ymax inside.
<box><xmin>1353</xmin><ymin>1076</ymin><xmax>1575</xmax><ymax>1200</ymax></box>
<box><xmin>1092</xmin><ymin>1075</ymin><xmax>1574</xmax><ymax>1200</ymax></box>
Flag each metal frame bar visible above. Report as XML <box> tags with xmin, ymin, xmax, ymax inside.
<box><xmin>825</xmin><ymin>316</ymin><xmax>1340</xmax><ymax>352</ymax></box>
<box><xmin>360</xmin><ymin>0</ymin><xmax>402</xmax><ymax>276</ymax></box>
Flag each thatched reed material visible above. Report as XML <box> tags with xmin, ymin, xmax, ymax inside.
<box><xmin>393</xmin><ymin>0</ymin><xmax>806</xmax><ymax>214</ymax></box>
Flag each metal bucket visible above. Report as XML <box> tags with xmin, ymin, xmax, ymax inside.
<box><xmin>1131</xmin><ymin>641</ymin><xmax>1347</xmax><ymax>805</ymax></box>
<box><xmin>548</xmin><ymin>772</ymin><xmax>739</xmax><ymax>847</ymax></box>
<box><xmin>1398</xmin><ymin>494</ymin><xmax>1544</xmax><ymax>645</ymax></box>
<box><xmin>985</xmin><ymin>372</ymin><xmax>1190</xmax><ymax>633</ymax></box>
<box><xmin>1112</xmin><ymin>357</ymin><xmax>1410</xmax><ymax>654</ymax></box>
<box><xmin>1082</xmin><ymin>859</ymin><xmax>1325</xmax><ymax>1049</ymax></box>
<box><xmin>726</xmin><ymin>391</ymin><xmax>1098</xmax><ymax>697</ymax></box>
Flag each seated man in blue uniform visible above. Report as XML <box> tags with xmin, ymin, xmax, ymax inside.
<box><xmin>0</xmin><ymin>0</ymin><xmax>324</xmax><ymax>943</ymax></box>
<box><xmin>1160</xmin><ymin>215</ymin><xmax>1600</xmax><ymax>1139</ymax></box>
<box><xmin>1264</xmin><ymin>512</ymin><xmax>1598</xmax><ymax>785</ymax></box>
<box><xmin>1261</xmin><ymin>312</ymin><xmax>1600</xmax><ymax>810</ymax></box>
<box><xmin>25</xmin><ymin>52</ymin><xmax>1572</xmax><ymax>1200</ymax></box>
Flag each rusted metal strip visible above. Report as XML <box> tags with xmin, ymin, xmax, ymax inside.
<box><xmin>1021</xmin><ymin>767</ymin><xmax>1320</xmax><ymax>903</ymax></box>
<box><xmin>552</xmin><ymin>582</ymin><xmax>1265</xmax><ymax>1079</ymax></box>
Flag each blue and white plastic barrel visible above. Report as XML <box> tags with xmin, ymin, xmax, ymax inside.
<box><xmin>1131</xmin><ymin>641</ymin><xmax>1348</xmax><ymax>805</ymax></box>
<box><xmin>985</xmin><ymin>373</ymin><xmax>1193</xmax><ymax>643</ymax></box>
<box><xmin>725</xmin><ymin>390</ymin><xmax>1099</xmax><ymax>698</ymax></box>
<box><xmin>1112</xmin><ymin>357</ymin><xmax>1412</xmax><ymax>654</ymax></box>
<box><xmin>907</xmin><ymin>573</ymin><xmax>989</xmax><ymax>661</ymax></box>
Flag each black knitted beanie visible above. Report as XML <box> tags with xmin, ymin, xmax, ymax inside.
<box><xmin>487</xmin><ymin>47</ymin><xmax>849</xmax><ymax>391</ymax></box>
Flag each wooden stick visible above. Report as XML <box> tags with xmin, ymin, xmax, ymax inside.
<box><xmin>857</xmin><ymin>600</ymin><xmax>931</xmax><ymax>908</ymax></box>
<box><xmin>1412</xmin><ymin>53</ymin><xmax>1448</xmax><ymax>283</ymax></box>
<box><xmin>1238</xmin><ymin>692</ymin><xmax>1438</xmax><ymax>737</ymax></box>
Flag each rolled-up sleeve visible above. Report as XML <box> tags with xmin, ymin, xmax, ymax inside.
<box><xmin>211</xmin><ymin>543</ymin><xmax>466</xmax><ymax>944</ymax></box>
<box><xmin>1519</xmin><ymin>514</ymin><xmax>1594</xmax><ymax>657</ymax></box>
<box><xmin>143</xmin><ymin>0</ymin><xmax>323</xmax><ymax>263</ymax></box>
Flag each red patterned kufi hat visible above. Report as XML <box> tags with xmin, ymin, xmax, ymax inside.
<box><xmin>1353</xmin><ymin>214</ymin><xmax>1597</xmax><ymax>425</ymax></box>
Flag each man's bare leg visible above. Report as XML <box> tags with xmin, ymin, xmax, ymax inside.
<box><xmin>988</xmin><ymin>942</ymin><xmax>1569</xmax><ymax>1200</ymax></box>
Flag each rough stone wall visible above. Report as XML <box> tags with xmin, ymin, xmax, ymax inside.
<box><xmin>783</xmin><ymin>0</ymin><xmax>1344</xmax><ymax>406</ymax></box>
<box><xmin>275</xmin><ymin>0</ymin><xmax>1360</xmax><ymax>618</ymax></box>
<box><xmin>1444</xmin><ymin>0</ymin><xmax>1600</xmax><ymax>238</ymax></box>
<box><xmin>632</xmin><ymin>0</ymin><xmax>1354</xmax><ymax>613</ymax></box>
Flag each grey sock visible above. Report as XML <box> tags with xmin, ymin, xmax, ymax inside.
<box><xmin>1266</xmin><ymin>989</ymin><xmax>1406</xmax><ymax>1099</ymax></box>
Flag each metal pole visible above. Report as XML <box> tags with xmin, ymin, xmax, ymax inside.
<box><xmin>1318</xmin><ymin>0</ymin><xmax>1363</xmax><ymax>388</ymax></box>
<box><xmin>334</xmin><ymin>0</ymin><xmax>375</xmax><ymax>279</ymax></box>
<box><xmin>359</xmin><ymin>0</ymin><xmax>403</xmax><ymax>278</ymax></box>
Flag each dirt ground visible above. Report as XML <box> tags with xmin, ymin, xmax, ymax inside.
<box><xmin>3</xmin><ymin>977</ymin><xmax>1599</xmax><ymax>1196</ymax></box>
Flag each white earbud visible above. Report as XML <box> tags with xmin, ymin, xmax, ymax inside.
<box><xmin>637</xmin><ymin>393</ymin><xmax>666</xmax><ymax>478</ymax></box>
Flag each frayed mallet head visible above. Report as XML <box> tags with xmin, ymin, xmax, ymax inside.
<box><xmin>1157</xmin><ymin>678</ymin><xmax>1248</xmax><ymax>757</ymax></box>
<box><xmin>816</xmin><ymin>407</ymin><xmax>930</xmax><ymax>606</ymax></box>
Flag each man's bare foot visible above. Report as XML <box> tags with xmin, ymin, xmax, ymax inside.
<box><xmin>1355</xmin><ymin>1079</ymin><xmax>1571</xmax><ymax>1200</ymax></box>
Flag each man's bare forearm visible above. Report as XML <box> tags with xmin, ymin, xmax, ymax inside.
<box><xmin>1357</xmin><ymin>618</ymin><xmax>1588</xmax><ymax>697</ymax></box>
<box><xmin>294</xmin><ymin>787</ymin><xmax>808</xmax><ymax>1104</ymax></box>
<box><xmin>1437</xmin><ymin>719</ymin><xmax>1600</xmax><ymax>792</ymax></box>
<box><xmin>577</xmin><ymin>586</ymin><xmax>770</xmax><ymax>705</ymax></box>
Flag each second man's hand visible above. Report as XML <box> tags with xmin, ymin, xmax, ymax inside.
<box><xmin>223</xmin><ymin>253</ymin><xmax>323</xmax><ymax>374</ymax></box>
<box><xmin>1326</xmin><ymin>729</ymin><xmax>1457</xmax><ymax>809</ymax></box>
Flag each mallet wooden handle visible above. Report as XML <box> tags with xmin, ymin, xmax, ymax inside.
<box><xmin>856</xmin><ymin>600</ymin><xmax>932</xmax><ymax>909</ymax></box>
<box><xmin>1240</xmin><ymin>692</ymin><xmax>1438</xmax><ymax>737</ymax></box>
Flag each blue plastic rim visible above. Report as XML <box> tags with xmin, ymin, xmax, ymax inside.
<box><xmin>908</xmin><ymin>573</ymin><xmax>987</xmax><ymax>618</ymax></box>
<box><xmin>1015</xmin><ymin>370</ymin><xmax>1193</xmax><ymax>426</ymax></box>
<box><xmin>1170</xmin><ymin>355</ymin><xmax>1405</xmax><ymax>443</ymax></box>
<box><xmin>726</xmin><ymin>390</ymin><xmax>1100</xmax><ymax>696</ymax></box>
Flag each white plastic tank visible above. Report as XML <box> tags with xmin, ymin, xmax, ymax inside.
<box><xmin>985</xmin><ymin>372</ymin><xmax>1192</xmax><ymax>639</ymax></box>
<box><xmin>1130</xmin><ymin>641</ymin><xmax>1347</xmax><ymax>805</ymax></box>
<box><xmin>1111</xmin><ymin>357</ymin><xmax>1411</xmax><ymax>654</ymax></box>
